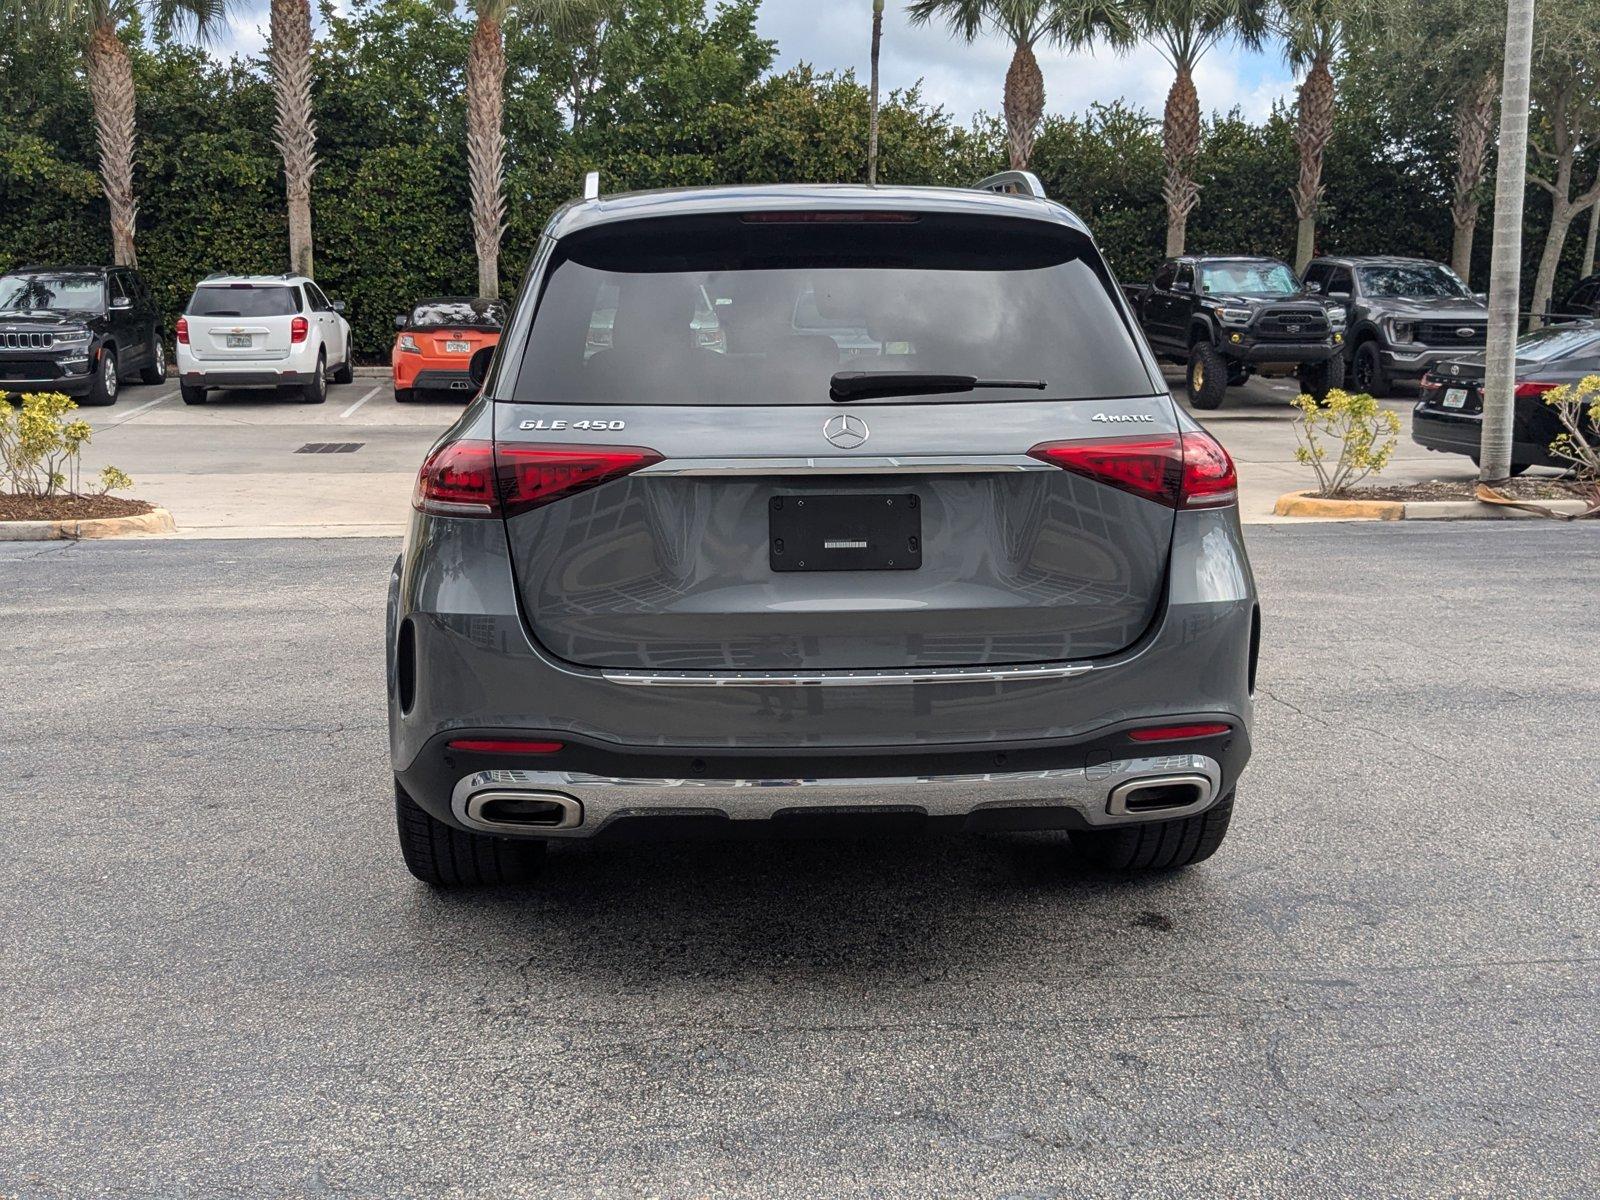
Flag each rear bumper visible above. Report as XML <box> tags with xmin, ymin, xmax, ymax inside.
<box><xmin>179</xmin><ymin>369</ymin><xmax>308</xmax><ymax>388</ymax></box>
<box><xmin>1411</xmin><ymin>404</ymin><xmax>1560</xmax><ymax>467</ymax></box>
<box><xmin>387</xmin><ymin>503</ymin><xmax>1259</xmax><ymax>838</ymax></box>
<box><xmin>393</xmin><ymin>357</ymin><xmax>476</xmax><ymax>391</ymax></box>
<box><xmin>1381</xmin><ymin>345</ymin><xmax>1480</xmax><ymax>380</ymax></box>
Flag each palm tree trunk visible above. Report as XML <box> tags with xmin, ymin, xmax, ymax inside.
<box><xmin>1291</xmin><ymin>52</ymin><xmax>1334</xmax><ymax>273</ymax></box>
<box><xmin>1003</xmin><ymin>40</ymin><xmax>1044</xmax><ymax>171</ymax></box>
<box><xmin>1162</xmin><ymin>64</ymin><xmax>1201</xmax><ymax>257</ymax></box>
<box><xmin>867</xmin><ymin>0</ymin><xmax>883</xmax><ymax>185</ymax></box>
<box><xmin>270</xmin><ymin>0</ymin><xmax>318</xmax><ymax>278</ymax></box>
<box><xmin>1479</xmin><ymin>0</ymin><xmax>1536</xmax><ymax>483</ymax></box>
<box><xmin>1450</xmin><ymin>72</ymin><xmax>1497</xmax><ymax>284</ymax></box>
<box><xmin>85</xmin><ymin>21</ymin><xmax>137</xmax><ymax>267</ymax></box>
<box><xmin>466</xmin><ymin>12</ymin><xmax>508</xmax><ymax>300</ymax></box>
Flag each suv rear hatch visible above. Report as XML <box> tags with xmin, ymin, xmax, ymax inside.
<box><xmin>489</xmin><ymin>209</ymin><xmax>1218</xmax><ymax>672</ymax></box>
<box><xmin>186</xmin><ymin>283</ymin><xmax>301</xmax><ymax>361</ymax></box>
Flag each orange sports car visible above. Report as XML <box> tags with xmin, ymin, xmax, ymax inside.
<box><xmin>392</xmin><ymin>296</ymin><xmax>507</xmax><ymax>401</ymax></box>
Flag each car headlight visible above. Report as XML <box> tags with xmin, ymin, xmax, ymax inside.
<box><xmin>1387</xmin><ymin>318</ymin><xmax>1415</xmax><ymax>344</ymax></box>
<box><xmin>1326</xmin><ymin>306</ymin><xmax>1347</xmax><ymax>330</ymax></box>
<box><xmin>52</xmin><ymin>328</ymin><xmax>92</xmax><ymax>348</ymax></box>
<box><xmin>1216</xmin><ymin>307</ymin><xmax>1254</xmax><ymax>328</ymax></box>
<box><xmin>398</xmin><ymin>334</ymin><xmax>420</xmax><ymax>353</ymax></box>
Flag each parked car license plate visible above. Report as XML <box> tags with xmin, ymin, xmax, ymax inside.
<box><xmin>445</xmin><ymin>339</ymin><xmax>471</xmax><ymax>354</ymax></box>
<box><xmin>226</xmin><ymin>334</ymin><xmax>251</xmax><ymax>348</ymax></box>
<box><xmin>769</xmin><ymin>493</ymin><xmax>922</xmax><ymax>573</ymax></box>
<box><xmin>1443</xmin><ymin>388</ymin><xmax>1468</xmax><ymax>409</ymax></box>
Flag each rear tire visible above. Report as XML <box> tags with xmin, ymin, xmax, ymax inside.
<box><xmin>1185</xmin><ymin>343</ymin><xmax>1229</xmax><ymax>410</ymax></box>
<box><xmin>140</xmin><ymin>335</ymin><xmax>167</xmax><ymax>384</ymax></box>
<box><xmin>394</xmin><ymin>780</ymin><xmax>547</xmax><ymax>889</ymax></box>
<box><xmin>302</xmin><ymin>351</ymin><xmax>327</xmax><ymax>404</ymax></box>
<box><xmin>332</xmin><ymin>360</ymin><xmax>354</xmax><ymax>384</ymax></box>
<box><xmin>1296</xmin><ymin>353</ymin><xmax>1345</xmax><ymax>403</ymax></box>
<box><xmin>394</xmin><ymin>387</ymin><xmax>414</xmax><ymax>403</ymax></box>
<box><xmin>1352</xmin><ymin>341</ymin><xmax>1390</xmax><ymax>398</ymax></box>
<box><xmin>1072</xmin><ymin>792</ymin><xmax>1235</xmax><ymax>872</ymax></box>
<box><xmin>180</xmin><ymin>383</ymin><xmax>207</xmax><ymax>405</ymax></box>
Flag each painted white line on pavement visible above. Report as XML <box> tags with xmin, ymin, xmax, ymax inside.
<box><xmin>339</xmin><ymin>386</ymin><xmax>383</xmax><ymax>420</ymax></box>
<box><xmin>109</xmin><ymin>391</ymin><xmax>176</xmax><ymax>425</ymax></box>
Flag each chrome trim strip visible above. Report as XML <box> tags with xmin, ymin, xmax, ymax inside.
<box><xmin>634</xmin><ymin>454</ymin><xmax>1053</xmax><ymax>477</ymax></box>
<box><xmin>450</xmin><ymin>755</ymin><xmax>1222</xmax><ymax>839</ymax></box>
<box><xmin>601</xmin><ymin>662</ymin><xmax>1095</xmax><ymax>687</ymax></box>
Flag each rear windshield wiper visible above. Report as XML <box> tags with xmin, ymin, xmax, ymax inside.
<box><xmin>830</xmin><ymin>371</ymin><xmax>1046</xmax><ymax>402</ymax></box>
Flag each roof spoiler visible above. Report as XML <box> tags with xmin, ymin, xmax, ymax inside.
<box><xmin>973</xmin><ymin>171</ymin><xmax>1047</xmax><ymax>199</ymax></box>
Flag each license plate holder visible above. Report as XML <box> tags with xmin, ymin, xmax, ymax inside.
<box><xmin>769</xmin><ymin>494</ymin><xmax>921</xmax><ymax>572</ymax></box>
<box><xmin>445</xmin><ymin>339</ymin><xmax>472</xmax><ymax>354</ymax></box>
<box><xmin>226</xmin><ymin>334</ymin><xmax>251</xmax><ymax>349</ymax></box>
<box><xmin>1443</xmin><ymin>388</ymin><xmax>1468</xmax><ymax>409</ymax></box>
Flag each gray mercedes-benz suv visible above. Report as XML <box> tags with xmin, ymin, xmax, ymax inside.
<box><xmin>387</xmin><ymin>173</ymin><xmax>1259</xmax><ymax>888</ymax></box>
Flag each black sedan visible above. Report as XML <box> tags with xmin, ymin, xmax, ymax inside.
<box><xmin>1413</xmin><ymin>321</ymin><xmax>1600</xmax><ymax>474</ymax></box>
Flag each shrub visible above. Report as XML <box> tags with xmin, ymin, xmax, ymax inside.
<box><xmin>0</xmin><ymin>391</ymin><xmax>132</xmax><ymax>497</ymax></box>
<box><xmin>1545</xmin><ymin>374</ymin><xmax>1600</xmax><ymax>503</ymax></box>
<box><xmin>1289</xmin><ymin>388</ymin><xmax>1402</xmax><ymax>496</ymax></box>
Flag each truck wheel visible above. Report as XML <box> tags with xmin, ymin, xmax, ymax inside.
<box><xmin>1295</xmin><ymin>354</ymin><xmax>1345</xmax><ymax>403</ymax></box>
<box><xmin>395</xmin><ymin>780</ymin><xmax>547</xmax><ymax>888</ymax></box>
<box><xmin>1351</xmin><ymin>341</ymin><xmax>1390</xmax><ymax>398</ymax></box>
<box><xmin>1072</xmin><ymin>792</ymin><xmax>1234</xmax><ymax>872</ymax></box>
<box><xmin>1185</xmin><ymin>343</ymin><xmax>1229</xmax><ymax>410</ymax></box>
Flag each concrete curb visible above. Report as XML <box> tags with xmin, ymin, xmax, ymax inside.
<box><xmin>352</xmin><ymin>366</ymin><xmax>391</xmax><ymax>379</ymax></box>
<box><xmin>0</xmin><ymin>507</ymin><xmax>176</xmax><ymax>541</ymax></box>
<box><xmin>1273</xmin><ymin>489</ymin><xmax>1592</xmax><ymax>521</ymax></box>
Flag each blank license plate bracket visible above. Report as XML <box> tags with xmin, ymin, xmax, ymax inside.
<box><xmin>769</xmin><ymin>494</ymin><xmax>922</xmax><ymax>572</ymax></box>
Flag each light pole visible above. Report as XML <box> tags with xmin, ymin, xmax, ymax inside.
<box><xmin>1479</xmin><ymin>0</ymin><xmax>1536</xmax><ymax>483</ymax></box>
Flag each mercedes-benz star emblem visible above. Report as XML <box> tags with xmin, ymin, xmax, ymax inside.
<box><xmin>823</xmin><ymin>413</ymin><xmax>869</xmax><ymax>449</ymax></box>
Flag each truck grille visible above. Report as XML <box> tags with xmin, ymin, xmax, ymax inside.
<box><xmin>1254</xmin><ymin>307</ymin><xmax>1329</xmax><ymax>340</ymax></box>
<box><xmin>0</xmin><ymin>331</ymin><xmax>54</xmax><ymax>350</ymax></box>
<box><xmin>1416</xmin><ymin>321</ymin><xmax>1485</xmax><ymax>347</ymax></box>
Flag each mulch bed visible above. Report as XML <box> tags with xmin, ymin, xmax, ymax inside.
<box><xmin>1336</xmin><ymin>478</ymin><xmax>1595</xmax><ymax>503</ymax></box>
<box><xmin>0</xmin><ymin>494</ymin><xmax>156</xmax><ymax>522</ymax></box>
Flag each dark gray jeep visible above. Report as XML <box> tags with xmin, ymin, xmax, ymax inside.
<box><xmin>386</xmin><ymin>172</ymin><xmax>1259</xmax><ymax>888</ymax></box>
<box><xmin>1303</xmin><ymin>256</ymin><xmax>1487</xmax><ymax>396</ymax></box>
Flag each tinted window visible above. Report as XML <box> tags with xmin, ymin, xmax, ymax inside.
<box><xmin>1199</xmin><ymin>261</ymin><xmax>1299</xmax><ymax>296</ymax></box>
<box><xmin>188</xmin><ymin>285</ymin><xmax>302</xmax><ymax>317</ymax></box>
<box><xmin>0</xmin><ymin>273</ymin><xmax>105</xmax><ymax>312</ymax></box>
<box><xmin>512</xmin><ymin>215</ymin><xmax>1152</xmax><ymax>405</ymax></box>
<box><xmin>305</xmin><ymin>282</ymin><xmax>329</xmax><ymax>311</ymax></box>
<box><xmin>1152</xmin><ymin>261</ymin><xmax>1177</xmax><ymax>291</ymax></box>
<box><xmin>1303</xmin><ymin>263</ymin><xmax>1330</xmax><ymax>292</ymax></box>
<box><xmin>411</xmin><ymin>298</ymin><xmax>508</xmax><ymax>329</ymax></box>
<box><xmin>1326</xmin><ymin>268</ymin><xmax>1354</xmax><ymax>296</ymax></box>
<box><xmin>1175</xmin><ymin>263</ymin><xmax>1195</xmax><ymax>291</ymax></box>
<box><xmin>1357</xmin><ymin>263</ymin><xmax>1470</xmax><ymax>298</ymax></box>
<box><xmin>1515</xmin><ymin>324</ymin><xmax>1600</xmax><ymax>362</ymax></box>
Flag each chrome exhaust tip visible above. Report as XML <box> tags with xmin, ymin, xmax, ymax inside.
<box><xmin>459</xmin><ymin>789</ymin><xmax>583</xmax><ymax>833</ymax></box>
<box><xmin>1106</xmin><ymin>774</ymin><xmax>1214</xmax><ymax>819</ymax></box>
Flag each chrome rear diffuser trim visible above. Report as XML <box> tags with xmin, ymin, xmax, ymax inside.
<box><xmin>602</xmin><ymin>662</ymin><xmax>1095</xmax><ymax>688</ymax></box>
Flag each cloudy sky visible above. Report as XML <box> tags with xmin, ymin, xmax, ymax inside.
<box><xmin>218</xmin><ymin>0</ymin><xmax>1297</xmax><ymax>125</ymax></box>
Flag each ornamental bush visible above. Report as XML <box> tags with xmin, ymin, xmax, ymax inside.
<box><xmin>1289</xmin><ymin>388</ymin><xmax>1402</xmax><ymax>496</ymax></box>
<box><xmin>0</xmin><ymin>392</ymin><xmax>132</xmax><ymax>498</ymax></box>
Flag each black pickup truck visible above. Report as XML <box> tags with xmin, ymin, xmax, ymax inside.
<box><xmin>1121</xmin><ymin>255</ymin><xmax>1346</xmax><ymax>409</ymax></box>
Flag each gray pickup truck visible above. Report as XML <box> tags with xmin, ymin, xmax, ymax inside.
<box><xmin>1121</xmin><ymin>255</ymin><xmax>1346</xmax><ymax>409</ymax></box>
<box><xmin>1302</xmin><ymin>256</ymin><xmax>1486</xmax><ymax>397</ymax></box>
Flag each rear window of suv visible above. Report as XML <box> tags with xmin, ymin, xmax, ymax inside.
<box><xmin>189</xmin><ymin>284</ymin><xmax>302</xmax><ymax>318</ymax></box>
<box><xmin>510</xmin><ymin>213</ymin><xmax>1153</xmax><ymax>405</ymax></box>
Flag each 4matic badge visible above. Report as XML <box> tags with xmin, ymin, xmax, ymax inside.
<box><xmin>1091</xmin><ymin>413</ymin><xmax>1155</xmax><ymax>423</ymax></box>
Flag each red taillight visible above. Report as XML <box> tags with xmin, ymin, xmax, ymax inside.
<box><xmin>1027</xmin><ymin>430</ymin><xmax>1236</xmax><ymax>509</ymax></box>
<box><xmin>175</xmin><ymin>316</ymin><xmax>188</xmax><ymax>345</ymax></box>
<box><xmin>290</xmin><ymin>316</ymin><xmax>309</xmax><ymax>344</ymax></box>
<box><xmin>447</xmin><ymin>738</ymin><xmax>564</xmax><ymax>754</ymax></box>
<box><xmin>1128</xmin><ymin>722</ymin><xmax>1231</xmax><ymax>742</ymax></box>
<box><xmin>412</xmin><ymin>440</ymin><xmax>661</xmax><ymax>518</ymax></box>
<box><xmin>494</xmin><ymin>443</ymin><xmax>662</xmax><ymax>517</ymax></box>
<box><xmin>414</xmin><ymin>439</ymin><xmax>499</xmax><ymax>516</ymax></box>
<box><xmin>1514</xmin><ymin>380</ymin><xmax>1558</xmax><ymax>399</ymax></box>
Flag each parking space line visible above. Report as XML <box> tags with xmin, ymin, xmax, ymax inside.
<box><xmin>339</xmin><ymin>385</ymin><xmax>384</xmax><ymax>419</ymax></box>
<box><xmin>109</xmin><ymin>391</ymin><xmax>176</xmax><ymax>425</ymax></box>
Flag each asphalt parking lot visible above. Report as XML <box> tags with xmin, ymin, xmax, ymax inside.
<box><xmin>80</xmin><ymin>371</ymin><xmax>1494</xmax><ymax>536</ymax></box>
<box><xmin>3</xmin><ymin>523</ymin><xmax>1595</xmax><ymax>1198</ymax></box>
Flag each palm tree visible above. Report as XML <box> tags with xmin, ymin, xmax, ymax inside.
<box><xmin>1122</xmin><ymin>0</ymin><xmax>1267</xmax><ymax>256</ymax></box>
<box><xmin>1271</xmin><ymin>0</ymin><xmax>1349</xmax><ymax>272</ymax></box>
<box><xmin>1478</xmin><ymin>0</ymin><xmax>1534</xmax><ymax>483</ymax></box>
<box><xmin>269</xmin><ymin>0</ymin><xmax>317</xmax><ymax>277</ymax></box>
<box><xmin>907</xmin><ymin>0</ymin><xmax>1131</xmax><ymax>170</ymax></box>
<box><xmin>2</xmin><ymin>0</ymin><xmax>230</xmax><ymax>266</ymax></box>
<box><xmin>868</xmin><ymin>0</ymin><xmax>884</xmax><ymax>184</ymax></box>
<box><xmin>466</xmin><ymin>0</ymin><xmax>510</xmax><ymax>299</ymax></box>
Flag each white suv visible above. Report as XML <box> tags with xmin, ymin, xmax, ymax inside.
<box><xmin>175</xmin><ymin>274</ymin><xmax>353</xmax><ymax>404</ymax></box>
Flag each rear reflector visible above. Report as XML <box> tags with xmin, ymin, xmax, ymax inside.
<box><xmin>1027</xmin><ymin>430</ymin><xmax>1236</xmax><ymax>509</ymax></box>
<box><xmin>1128</xmin><ymin>723</ymin><xmax>1231</xmax><ymax>742</ymax></box>
<box><xmin>413</xmin><ymin>440</ymin><xmax>662</xmax><ymax>518</ymax></box>
<box><xmin>447</xmin><ymin>738</ymin><xmax>565</xmax><ymax>754</ymax></box>
<box><xmin>494</xmin><ymin>443</ymin><xmax>662</xmax><ymax>517</ymax></box>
